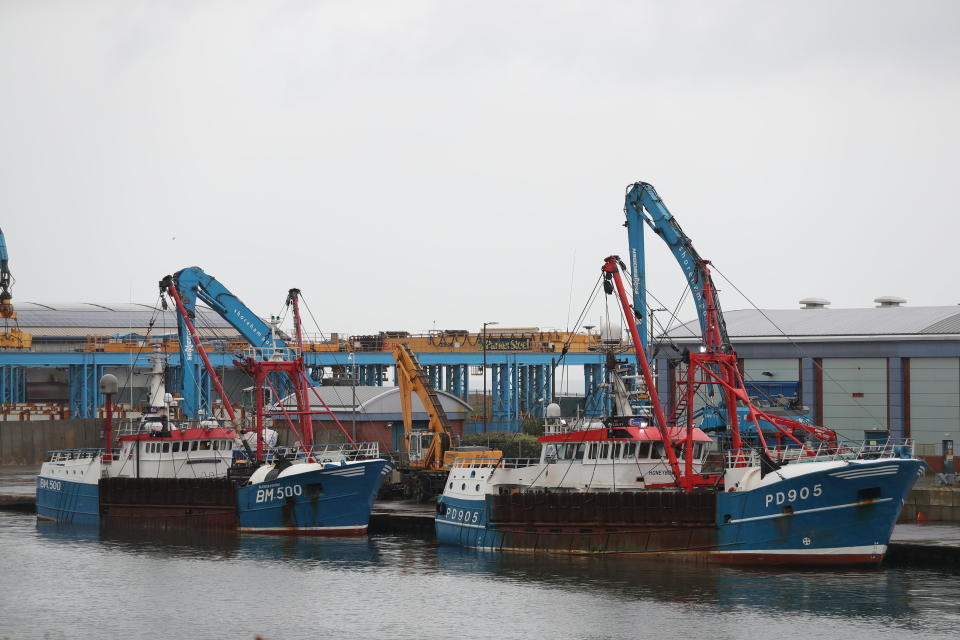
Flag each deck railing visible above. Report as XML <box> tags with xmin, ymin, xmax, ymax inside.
<box><xmin>265</xmin><ymin>442</ymin><xmax>381</xmax><ymax>462</ymax></box>
<box><xmin>45</xmin><ymin>448</ymin><xmax>115</xmax><ymax>463</ymax></box>
<box><xmin>724</xmin><ymin>438</ymin><xmax>915</xmax><ymax>469</ymax></box>
<box><xmin>113</xmin><ymin>418</ymin><xmax>233</xmax><ymax>438</ymax></box>
<box><xmin>449</xmin><ymin>457</ymin><xmax>539</xmax><ymax>470</ymax></box>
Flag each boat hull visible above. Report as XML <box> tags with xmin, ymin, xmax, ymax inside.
<box><xmin>237</xmin><ymin>459</ymin><xmax>391</xmax><ymax>535</ymax></box>
<box><xmin>36</xmin><ymin>476</ymin><xmax>100</xmax><ymax>525</ymax></box>
<box><xmin>712</xmin><ymin>458</ymin><xmax>924</xmax><ymax>565</ymax></box>
<box><xmin>36</xmin><ymin>458</ymin><xmax>392</xmax><ymax>537</ymax></box>
<box><xmin>436</xmin><ymin>458</ymin><xmax>924</xmax><ymax>565</ymax></box>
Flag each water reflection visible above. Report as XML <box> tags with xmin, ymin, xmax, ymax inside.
<box><xmin>431</xmin><ymin>544</ymin><xmax>947</xmax><ymax>624</ymax></box>
<box><xmin>28</xmin><ymin>516</ymin><xmax>960</xmax><ymax>635</ymax></box>
<box><xmin>35</xmin><ymin>518</ymin><xmax>384</xmax><ymax>569</ymax></box>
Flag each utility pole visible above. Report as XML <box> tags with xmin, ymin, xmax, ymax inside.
<box><xmin>482</xmin><ymin>321</ymin><xmax>498</xmax><ymax>433</ymax></box>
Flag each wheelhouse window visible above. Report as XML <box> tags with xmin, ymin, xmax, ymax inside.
<box><xmin>162</xmin><ymin>443</ymin><xmax>169</xmax><ymax>453</ymax></box>
<box><xmin>199</xmin><ymin>441</ymin><xmax>211</xmax><ymax>451</ymax></box>
<box><xmin>588</xmin><ymin>443</ymin><xmax>598</xmax><ymax>459</ymax></box>
<box><xmin>638</xmin><ymin>442</ymin><xmax>651</xmax><ymax>459</ymax></box>
<box><xmin>172</xmin><ymin>442</ymin><xmax>180</xmax><ymax>453</ymax></box>
<box><xmin>574</xmin><ymin>443</ymin><xmax>586</xmax><ymax>461</ymax></box>
<box><xmin>600</xmin><ymin>443</ymin><xmax>609</xmax><ymax>459</ymax></box>
<box><xmin>624</xmin><ymin>442</ymin><xmax>637</xmax><ymax>458</ymax></box>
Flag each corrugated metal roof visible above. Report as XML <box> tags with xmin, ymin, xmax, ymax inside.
<box><xmin>282</xmin><ymin>385</ymin><xmax>471</xmax><ymax>415</ymax></box>
<box><xmin>663</xmin><ymin>306</ymin><xmax>960</xmax><ymax>340</ymax></box>
<box><xmin>14</xmin><ymin>302</ymin><xmax>237</xmax><ymax>336</ymax></box>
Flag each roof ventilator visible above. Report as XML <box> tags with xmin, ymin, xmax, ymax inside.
<box><xmin>874</xmin><ymin>296</ymin><xmax>906</xmax><ymax>308</ymax></box>
<box><xmin>799</xmin><ymin>298</ymin><xmax>831</xmax><ymax>309</ymax></box>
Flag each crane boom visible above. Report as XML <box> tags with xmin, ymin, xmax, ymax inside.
<box><xmin>0</xmin><ymin>227</ymin><xmax>12</xmax><ymax>316</ymax></box>
<box><xmin>160</xmin><ymin>267</ymin><xmax>291</xmax><ymax>417</ymax></box>
<box><xmin>0</xmin><ymin>228</ymin><xmax>32</xmax><ymax>348</ymax></box>
<box><xmin>624</xmin><ymin>182</ymin><xmax>732</xmax><ymax>352</ymax></box>
<box><xmin>620</xmin><ymin>182</ymin><xmax>837</xmax><ymax>455</ymax></box>
<box><xmin>166</xmin><ymin>267</ymin><xmax>287</xmax><ymax>351</ymax></box>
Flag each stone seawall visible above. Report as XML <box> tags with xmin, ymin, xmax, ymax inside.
<box><xmin>0</xmin><ymin>419</ymin><xmax>104</xmax><ymax>465</ymax></box>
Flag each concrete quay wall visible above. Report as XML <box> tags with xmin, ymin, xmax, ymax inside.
<box><xmin>899</xmin><ymin>487</ymin><xmax>960</xmax><ymax>523</ymax></box>
<box><xmin>0</xmin><ymin>419</ymin><xmax>103</xmax><ymax>465</ymax></box>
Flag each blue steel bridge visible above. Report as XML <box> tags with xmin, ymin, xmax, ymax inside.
<box><xmin>0</xmin><ymin>349</ymin><xmax>638</xmax><ymax>433</ymax></box>
<box><xmin>0</xmin><ymin>301</ymin><xmax>640</xmax><ymax>433</ymax></box>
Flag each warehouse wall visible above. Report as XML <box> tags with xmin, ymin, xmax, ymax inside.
<box><xmin>821</xmin><ymin>357</ymin><xmax>887</xmax><ymax>439</ymax></box>
<box><xmin>909</xmin><ymin>357</ymin><xmax>959</xmax><ymax>455</ymax></box>
<box><xmin>742</xmin><ymin>358</ymin><xmax>799</xmax><ymax>381</ymax></box>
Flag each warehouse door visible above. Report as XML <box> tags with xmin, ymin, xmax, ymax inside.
<box><xmin>909</xmin><ymin>357</ymin><xmax>960</xmax><ymax>456</ymax></box>
<box><xmin>821</xmin><ymin>358</ymin><xmax>887</xmax><ymax>439</ymax></box>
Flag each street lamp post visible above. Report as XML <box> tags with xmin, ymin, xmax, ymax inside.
<box><xmin>482</xmin><ymin>321</ymin><xmax>498</xmax><ymax>433</ymax></box>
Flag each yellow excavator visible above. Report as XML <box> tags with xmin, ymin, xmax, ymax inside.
<box><xmin>0</xmin><ymin>228</ymin><xmax>32</xmax><ymax>349</ymax></box>
<box><xmin>392</xmin><ymin>343</ymin><xmax>500</xmax><ymax>501</ymax></box>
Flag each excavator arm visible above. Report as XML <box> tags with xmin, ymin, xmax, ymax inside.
<box><xmin>393</xmin><ymin>343</ymin><xmax>451</xmax><ymax>469</ymax></box>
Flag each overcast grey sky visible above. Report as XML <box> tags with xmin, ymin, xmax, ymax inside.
<box><xmin>2</xmin><ymin>0</ymin><xmax>957</xmax><ymax>336</ymax></box>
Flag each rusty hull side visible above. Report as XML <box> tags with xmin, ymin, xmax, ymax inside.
<box><xmin>99</xmin><ymin>477</ymin><xmax>239</xmax><ymax>530</ymax></box>
<box><xmin>489</xmin><ymin>490</ymin><xmax>719</xmax><ymax>554</ymax></box>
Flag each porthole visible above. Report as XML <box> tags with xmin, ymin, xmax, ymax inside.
<box><xmin>449</xmin><ymin>482</ymin><xmax>453</xmax><ymax>489</ymax></box>
<box><xmin>461</xmin><ymin>483</ymin><xmax>466</xmax><ymax>490</ymax></box>
<box><xmin>475</xmin><ymin>484</ymin><xmax>480</xmax><ymax>492</ymax></box>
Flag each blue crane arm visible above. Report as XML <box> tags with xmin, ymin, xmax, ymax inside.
<box><xmin>624</xmin><ymin>182</ymin><xmax>731</xmax><ymax>351</ymax></box>
<box><xmin>159</xmin><ymin>266</ymin><xmax>289</xmax><ymax>417</ymax></box>
<box><xmin>170</xmin><ymin>266</ymin><xmax>285</xmax><ymax>350</ymax></box>
<box><xmin>0</xmin><ymin>228</ymin><xmax>10</xmax><ymax>293</ymax></box>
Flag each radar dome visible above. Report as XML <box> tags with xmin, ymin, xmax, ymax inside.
<box><xmin>545</xmin><ymin>403</ymin><xmax>562</xmax><ymax>418</ymax></box>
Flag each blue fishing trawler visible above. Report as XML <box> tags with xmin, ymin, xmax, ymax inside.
<box><xmin>437</xmin><ymin>185</ymin><xmax>924</xmax><ymax>565</ymax></box>
<box><xmin>36</xmin><ymin>279</ymin><xmax>391</xmax><ymax>536</ymax></box>
<box><xmin>237</xmin><ymin>448</ymin><xmax>391</xmax><ymax>534</ymax></box>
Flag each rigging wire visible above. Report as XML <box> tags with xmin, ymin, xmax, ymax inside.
<box><xmin>564</xmin><ymin>249</ymin><xmax>577</xmax><ymax>333</ymax></box>
<box><xmin>555</xmin><ymin>274</ymin><xmax>604</xmax><ymax>397</ymax></box>
<box><xmin>116</xmin><ymin>296</ymin><xmax>164</xmax><ymax>406</ymax></box>
<box><xmin>710</xmin><ymin>264</ymin><xmax>887</xmax><ymax>431</ymax></box>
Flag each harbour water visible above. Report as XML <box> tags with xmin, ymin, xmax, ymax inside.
<box><xmin>1</xmin><ymin>512</ymin><xmax>959</xmax><ymax>639</ymax></box>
